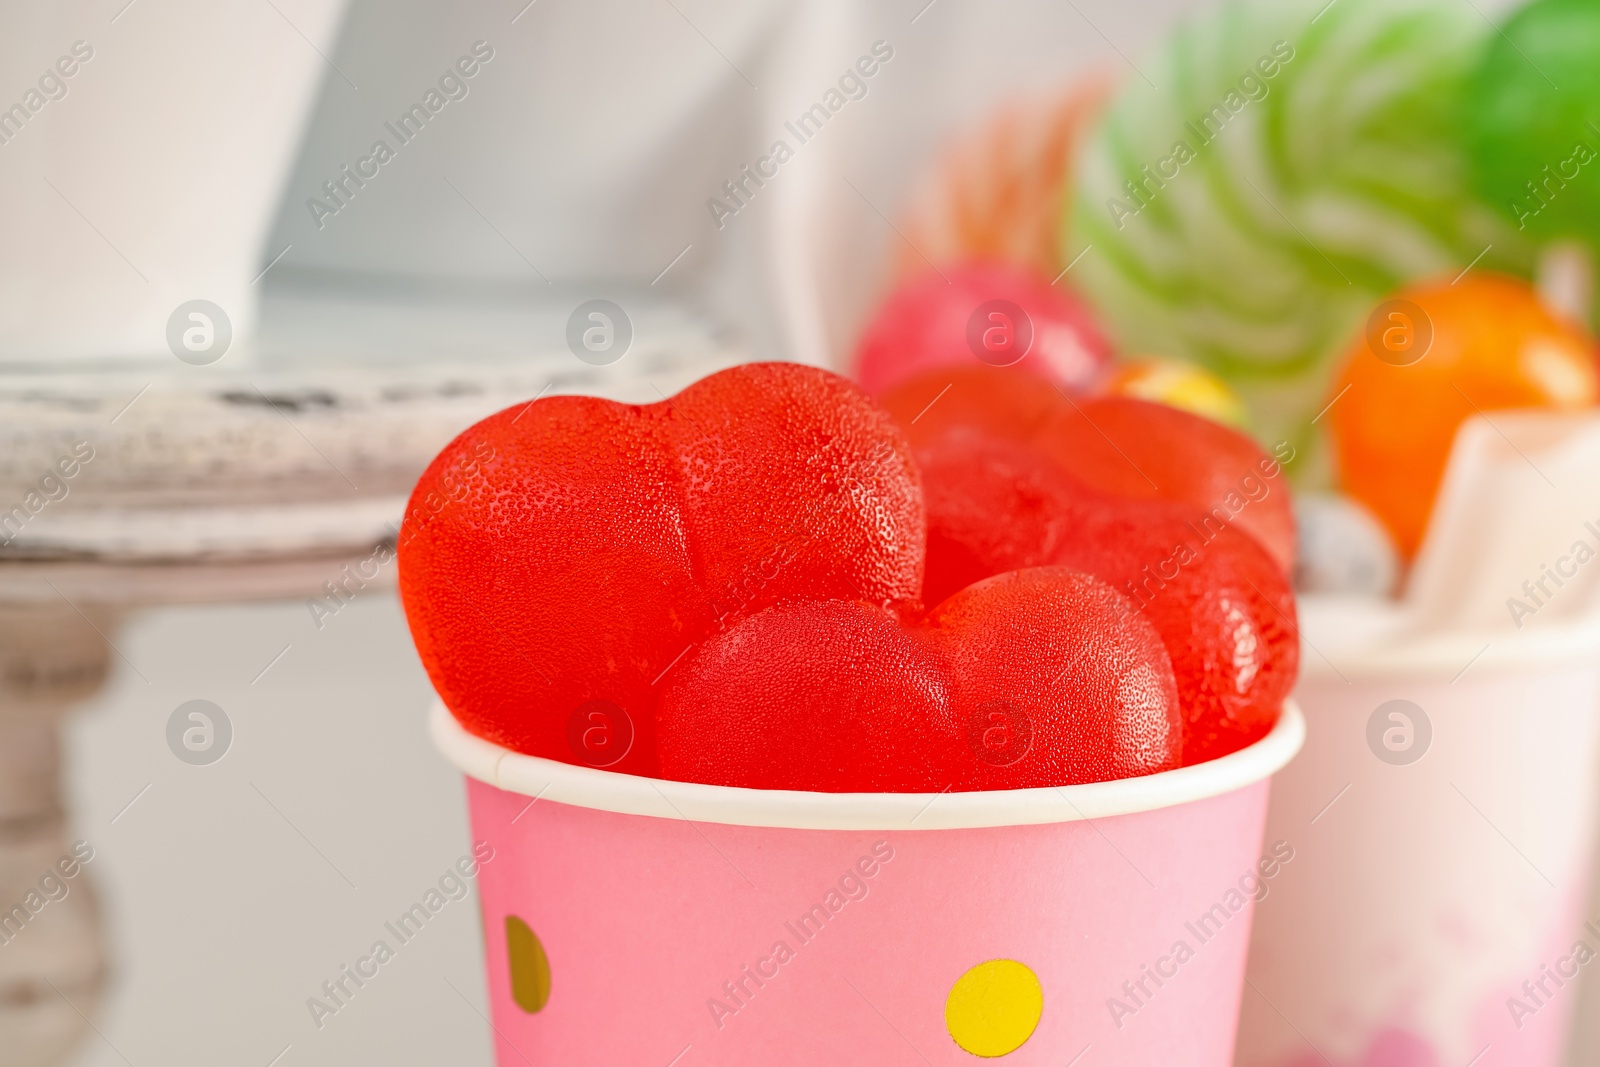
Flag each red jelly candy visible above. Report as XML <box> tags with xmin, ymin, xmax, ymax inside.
<box><xmin>883</xmin><ymin>366</ymin><xmax>1297</xmax><ymax>575</ymax></box>
<box><xmin>916</xmin><ymin>431</ymin><xmax>1297</xmax><ymax>764</ymax></box>
<box><xmin>1035</xmin><ymin>395</ymin><xmax>1297</xmax><ymax>577</ymax></box>
<box><xmin>397</xmin><ymin>363</ymin><xmax>924</xmax><ymax>776</ymax></box>
<box><xmin>659</xmin><ymin>363</ymin><xmax>926</xmax><ymax>614</ymax></box>
<box><xmin>656</xmin><ymin>599</ymin><xmax>958</xmax><ymax>793</ymax></box>
<box><xmin>884</xmin><ymin>364</ymin><xmax>1067</xmax><ymax>454</ymax></box>
<box><xmin>657</xmin><ymin>569</ymin><xmax>1181</xmax><ymax>792</ymax></box>
<box><xmin>915</xmin><ymin>429</ymin><xmax>1086</xmax><ymax>606</ymax></box>
<box><xmin>928</xmin><ymin>568</ymin><xmax>1181</xmax><ymax>789</ymax></box>
<box><xmin>1049</xmin><ymin>499</ymin><xmax>1298</xmax><ymax>765</ymax></box>
<box><xmin>854</xmin><ymin>261</ymin><xmax>1112</xmax><ymax>397</ymax></box>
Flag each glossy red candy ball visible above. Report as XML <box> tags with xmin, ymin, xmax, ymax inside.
<box><xmin>854</xmin><ymin>261</ymin><xmax>1112</xmax><ymax>397</ymax></box>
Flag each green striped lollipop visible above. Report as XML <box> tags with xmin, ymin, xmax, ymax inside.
<box><xmin>1066</xmin><ymin>0</ymin><xmax>1531</xmax><ymax>459</ymax></box>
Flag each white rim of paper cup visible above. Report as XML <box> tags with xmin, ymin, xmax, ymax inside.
<box><xmin>430</xmin><ymin>699</ymin><xmax>1304</xmax><ymax>832</ymax></box>
<box><xmin>1298</xmin><ymin>599</ymin><xmax>1600</xmax><ymax>682</ymax></box>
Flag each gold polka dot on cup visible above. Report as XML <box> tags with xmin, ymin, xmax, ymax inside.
<box><xmin>505</xmin><ymin>915</ymin><xmax>551</xmax><ymax>1013</ymax></box>
<box><xmin>945</xmin><ymin>959</ymin><xmax>1043</xmax><ymax>1057</ymax></box>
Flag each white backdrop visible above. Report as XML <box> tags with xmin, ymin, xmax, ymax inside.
<box><xmin>259</xmin><ymin>0</ymin><xmax>1205</xmax><ymax>369</ymax></box>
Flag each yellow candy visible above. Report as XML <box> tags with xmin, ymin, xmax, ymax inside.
<box><xmin>1104</xmin><ymin>357</ymin><xmax>1248</xmax><ymax>428</ymax></box>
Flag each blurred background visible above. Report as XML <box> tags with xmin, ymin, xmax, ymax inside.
<box><xmin>6</xmin><ymin>0</ymin><xmax>1599</xmax><ymax>1064</ymax></box>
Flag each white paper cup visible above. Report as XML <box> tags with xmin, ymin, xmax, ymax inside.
<box><xmin>1237</xmin><ymin>601</ymin><xmax>1600</xmax><ymax>1067</ymax></box>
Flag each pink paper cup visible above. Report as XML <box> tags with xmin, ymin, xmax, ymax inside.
<box><xmin>432</xmin><ymin>700</ymin><xmax>1304</xmax><ymax>1065</ymax></box>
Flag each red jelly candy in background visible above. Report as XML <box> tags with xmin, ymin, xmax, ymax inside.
<box><xmin>882</xmin><ymin>366</ymin><xmax>1297</xmax><ymax>576</ymax></box>
<box><xmin>885</xmin><ymin>364</ymin><xmax>1066</xmax><ymax>454</ymax></box>
<box><xmin>853</xmin><ymin>261</ymin><xmax>1113</xmax><ymax>397</ymax></box>
<box><xmin>398</xmin><ymin>363</ymin><xmax>925</xmax><ymax>776</ymax></box>
<box><xmin>656</xmin><ymin>599</ymin><xmax>958</xmax><ymax>793</ymax></box>
<box><xmin>928</xmin><ymin>568</ymin><xmax>1181</xmax><ymax>789</ymax></box>
<box><xmin>1035</xmin><ymin>395</ymin><xmax>1297</xmax><ymax>577</ymax></box>
<box><xmin>656</xmin><ymin>569</ymin><xmax>1181</xmax><ymax>793</ymax></box>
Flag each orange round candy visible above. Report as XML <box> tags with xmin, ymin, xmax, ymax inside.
<box><xmin>1330</xmin><ymin>273</ymin><xmax>1597</xmax><ymax>560</ymax></box>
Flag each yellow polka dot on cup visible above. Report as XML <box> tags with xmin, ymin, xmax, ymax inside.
<box><xmin>944</xmin><ymin>958</ymin><xmax>1043</xmax><ymax>1057</ymax></box>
